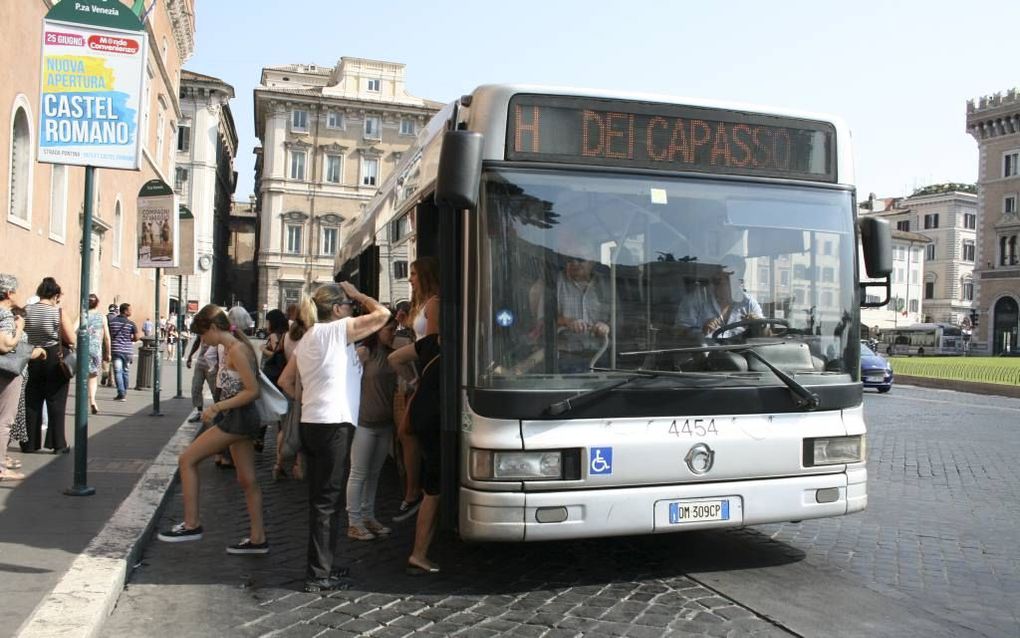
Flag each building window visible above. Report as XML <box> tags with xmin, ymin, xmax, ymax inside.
<box><xmin>895</xmin><ymin>268</ymin><xmax>904</xmax><ymax>284</ymax></box>
<box><xmin>174</xmin><ymin>167</ymin><xmax>188</xmax><ymax>192</ymax></box>
<box><xmin>291</xmin><ymin>110</ymin><xmax>309</xmax><ymax>132</ymax></box>
<box><xmin>325</xmin><ymin>155</ymin><xmax>342</xmax><ymax>184</ymax></box>
<box><xmin>49</xmin><ymin>165</ymin><xmax>67</xmax><ymax>242</ymax></box>
<box><xmin>8</xmin><ymin>106</ymin><xmax>32</xmax><ymax>224</ymax></box>
<box><xmin>320</xmin><ymin>227</ymin><xmax>338</xmax><ymax>256</ymax></box>
<box><xmin>177</xmin><ymin>125</ymin><xmax>190</xmax><ymax>152</ymax></box>
<box><xmin>822</xmin><ymin>267</ymin><xmax>834</xmax><ymax>283</ymax></box>
<box><xmin>281</xmin><ymin>284</ymin><xmax>302</xmax><ymax>309</ymax></box>
<box><xmin>779</xmin><ymin>270</ymin><xmax>790</xmax><ymax>287</ymax></box>
<box><xmin>1012</xmin><ymin>236</ymin><xmax>1019</xmax><ymax>266</ymax></box>
<box><xmin>393</xmin><ymin>260</ymin><xmax>408</xmax><ymax>279</ymax></box>
<box><xmin>367</xmin><ymin>78</ymin><xmax>380</xmax><ymax>92</ymax></box>
<box><xmin>1004</xmin><ymin>151</ymin><xmax>1019</xmax><ymax>178</ymax></box>
<box><xmin>962</xmin><ymin>240</ymin><xmax>975</xmax><ymax>262</ymax></box>
<box><xmin>285</xmin><ymin>224</ymin><xmax>303</xmax><ymax>254</ymax></box>
<box><xmin>896</xmin><ymin>220</ymin><xmax>910</xmax><ymax>231</ymax></box>
<box><xmin>361</xmin><ymin>158</ymin><xmax>379</xmax><ymax>187</ymax></box>
<box><xmin>821</xmin><ymin>290</ymin><xmax>833</xmax><ymax>306</ymax></box>
<box><xmin>757</xmin><ymin>266</ymin><xmax>769</xmax><ymax>284</ymax></box>
<box><xmin>389</xmin><ymin>214</ymin><xmax>412</xmax><ymax>243</ymax></box>
<box><xmin>924</xmin><ymin>281</ymin><xmax>934</xmax><ymax>299</ymax></box>
<box><xmin>925</xmin><ymin>244</ymin><xmax>936</xmax><ymax>261</ymax></box>
<box><xmin>113</xmin><ymin>201</ymin><xmax>123</xmax><ymax>267</ymax></box>
<box><xmin>964</xmin><ymin>213</ymin><xmax>976</xmax><ymax>229</ymax></box>
<box><xmin>155</xmin><ymin>104</ymin><xmax>167</xmax><ymax>167</ymax></box>
<box><xmin>326</xmin><ymin>111</ymin><xmax>343</xmax><ymax>129</ymax></box>
<box><xmin>923</xmin><ymin>213</ymin><xmax>939</xmax><ymax>229</ymax></box>
<box><xmin>400</xmin><ymin>118</ymin><xmax>415</xmax><ymax>136</ymax></box>
<box><xmin>364</xmin><ymin>116</ymin><xmax>381</xmax><ymax>139</ymax></box>
<box><xmin>290</xmin><ymin>150</ymin><xmax>306</xmax><ymax>180</ymax></box>
<box><xmin>1006</xmin><ymin>196</ymin><xmax>1017</xmax><ymax>214</ymax></box>
<box><xmin>962</xmin><ymin>281</ymin><xmax>974</xmax><ymax>301</ymax></box>
<box><xmin>909</xmin><ymin>299</ymin><xmax>919</xmax><ymax>313</ymax></box>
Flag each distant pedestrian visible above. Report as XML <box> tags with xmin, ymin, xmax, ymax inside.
<box><xmin>227</xmin><ymin>302</ymin><xmax>253</xmax><ymax>335</ymax></box>
<box><xmin>186</xmin><ymin>334</ymin><xmax>219</xmax><ymax>423</ymax></box>
<box><xmin>345</xmin><ymin>316</ymin><xmax>398</xmax><ymax>541</ymax></box>
<box><xmin>142</xmin><ymin>317</ymin><xmax>154</xmax><ymax>338</ymax></box>
<box><xmin>74</xmin><ymin>294</ymin><xmax>111</xmax><ymax>415</ymax></box>
<box><xmin>23</xmin><ymin>277</ymin><xmax>76</xmax><ymax>453</ymax></box>
<box><xmin>165</xmin><ymin>323</ymin><xmax>177</xmax><ymax>360</ymax></box>
<box><xmin>277</xmin><ymin>282</ymin><xmax>390</xmax><ymax>592</ymax></box>
<box><xmin>108</xmin><ymin>303</ymin><xmax>139</xmax><ymax>401</ymax></box>
<box><xmin>259</xmin><ymin>309</ymin><xmax>289</xmax><ymax>457</ymax></box>
<box><xmin>157</xmin><ymin>304</ymin><xmax>267</xmax><ymax>555</ymax></box>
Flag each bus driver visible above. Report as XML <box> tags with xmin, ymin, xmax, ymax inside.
<box><xmin>676</xmin><ymin>254</ymin><xmax>763</xmax><ymax>340</ymax></box>
<box><xmin>555</xmin><ymin>236</ymin><xmax>610</xmax><ymax>372</ymax></box>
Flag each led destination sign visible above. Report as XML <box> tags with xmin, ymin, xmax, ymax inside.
<box><xmin>507</xmin><ymin>95</ymin><xmax>837</xmax><ymax>182</ymax></box>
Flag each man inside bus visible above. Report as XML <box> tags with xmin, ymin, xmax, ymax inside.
<box><xmin>554</xmin><ymin>235</ymin><xmax>611</xmax><ymax>372</ymax></box>
<box><xmin>676</xmin><ymin>254</ymin><xmax>763</xmax><ymax>340</ymax></box>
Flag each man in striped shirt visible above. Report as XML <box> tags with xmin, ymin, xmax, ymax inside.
<box><xmin>108</xmin><ymin>303</ymin><xmax>139</xmax><ymax>401</ymax></box>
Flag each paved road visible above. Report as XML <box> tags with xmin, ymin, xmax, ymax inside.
<box><xmin>105</xmin><ymin>384</ymin><xmax>1020</xmax><ymax>637</ymax></box>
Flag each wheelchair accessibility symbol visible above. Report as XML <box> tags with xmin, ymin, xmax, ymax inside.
<box><xmin>589</xmin><ymin>447</ymin><xmax>613</xmax><ymax>475</ymax></box>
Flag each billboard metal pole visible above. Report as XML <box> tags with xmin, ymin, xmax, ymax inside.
<box><xmin>66</xmin><ymin>166</ymin><xmax>97</xmax><ymax>497</ymax></box>
<box><xmin>152</xmin><ymin>267</ymin><xmax>162</xmax><ymax>416</ymax></box>
<box><xmin>176</xmin><ymin>275</ymin><xmax>183</xmax><ymax>398</ymax></box>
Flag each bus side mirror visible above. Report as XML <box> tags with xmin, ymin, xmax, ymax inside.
<box><xmin>859</xmin><ymin>217</ymin><xmax>892</xmax><ymax>278</ymax></box>
<box><xmin>436</xmin><ymin>130</ymin><xmax>484</xmax><ymax>211</ymax></box>
<box><xmin>858</xmin><ymin>216</ymin><xmax>892</xmax><ymax>308</ymax></box>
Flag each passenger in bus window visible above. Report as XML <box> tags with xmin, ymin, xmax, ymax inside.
<box><xmin>555</xmin><ymin>237</ymin><xmax>610</xmax><ymax>372</ymax></box>
<box><xmin>676</xmin><ymin>255</ymin><xmax>763</xmax><ymax>339</ymax></box>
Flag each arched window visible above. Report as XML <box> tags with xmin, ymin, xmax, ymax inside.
<box><xmin>8</xmin><ymin>105</ymin><xmax>32</xmax><ymax>224</ymax></box>
<box><xmin>113</xmin><ymin>200</ymin><xmax>123</xmax><ymax>267</ymax></box>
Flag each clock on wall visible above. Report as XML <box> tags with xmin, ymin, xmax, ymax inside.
<box><xmin>198</xmin><ymin>254</ymin><xmax>213</xmax><ymax>272</ymax></box>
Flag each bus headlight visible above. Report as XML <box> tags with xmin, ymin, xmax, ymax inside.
<box><xmin>470</xmin><ymin>449</ymin><xmax>563</xmax><ymax>480</ymax></box>
<box><xmin>804</xmin><ymin>435</ymin><xmax>866</xmax><ymax>466</ymax></box>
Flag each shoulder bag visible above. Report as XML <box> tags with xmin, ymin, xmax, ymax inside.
<box><xmin>57</xmin><ymin>308</ymin><xmax>76</xmax><ymax>380</ymax></box>
<box><xmin>0</xmin><ymin>340</ymin><xmax>33</xmax><ymax>378</ymax></box>
<box><xmin>254</xmin><ymin>369</ymin><xmax>288</xmax><ymax>424</ymax></box>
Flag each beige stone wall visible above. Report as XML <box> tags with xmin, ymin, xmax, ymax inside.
<box><xmin>1</xmin><ymin>0</ymin><xmax>193</xmax><ymax>323</ymax></box>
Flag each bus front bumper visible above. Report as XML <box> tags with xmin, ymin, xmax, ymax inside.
<box><xmin>458</xmin><ymin>467</ymin><xmax>867</xmax><ymax>542</ymax></box>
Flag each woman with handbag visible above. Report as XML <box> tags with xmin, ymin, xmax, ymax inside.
<box><xmin>277</xmin><ymin>281</ymin><xmax>391</xmax><ymax>593</ymax></box>
<box><xmin>157</xmin><ymin>304</ymin><xmax>268</xmax><ymax>555</ymax></box>
<box><xmin>74</xmin><ymin>294</ymin><xmax>111</xmax><ymax>415</ymax></box>
<box><xmin>1</xmin><ymin>274</ymin><xmax>44</xmax><ymax>480</ymax></box>
<box><xmin>23</xmin><ymin>277</ymin><xmax>76</xmax><ymax>454</ymax></box>
<box><xmin>260</xmin><ymin>309</ymin><xmax>297</xmax><ymax>476</ymax></box>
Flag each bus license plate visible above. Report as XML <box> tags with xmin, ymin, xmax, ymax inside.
<box><xmin>667</xmin><ymin>499</ymin><xmax>729</xmax><ymax>524</ymax></box>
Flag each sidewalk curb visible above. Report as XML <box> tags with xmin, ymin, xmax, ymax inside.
<box><xmin>896</xmin><ymin>375</ymin><xmax>1020</xmax><ymax>398</ymax></box>
<box><xmin>15</xmin><ymin>416</ymin><xmax>199</xmax><ymax>638</ymax></box>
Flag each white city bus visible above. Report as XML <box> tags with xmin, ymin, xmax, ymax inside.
<box><xmin>880</xmin><ymin>323</ymin><xmax>965</xmax><ymax>356</ymax></box>
<box><xmin>337</xmin><ymin>85</ymin><xmax>891</xmax><ymax>541</ymax></box>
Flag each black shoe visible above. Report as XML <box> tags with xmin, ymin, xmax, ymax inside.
<box><xmin>304</xmin><ymin>576</ymin><xmax>351</xmax><ymax>593</ymax></box>
<box><xmin>114</xmin><ymin>394</ymin><xmax>126</xmax><ymax>402</ymax></box>
<box><xmin>392</xmin><ymin>495</ymin><xmax>423</xmax><ymax>523</ymax></box>
<box><xmin>187</xmin><ymin>411</ymin><xmax>202</xmax><ymax>423</ymax></box>
<box><xmin>157</xmin><ymin>522</ymin><xmax>204</xmax><ymax>542</ymax></box>
<box><xmin>226</xmin><ymin>537</ymin><xmax>269</xmax><ymax>555</ymax></box>
<box><xmin>52</xmin><ymin>446</ymin><xmax>70</xmax><ymax>455</ymax></box>
<box><xmin>330</xmin><ymin>566</ymin><xmax>351</xmax><ymax>579</ymax></box>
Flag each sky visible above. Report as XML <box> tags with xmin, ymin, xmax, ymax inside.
<box><xmin>185</xmin><ymin>0</ymin><xmax>1018</xmax><ymax>201</ymax></box>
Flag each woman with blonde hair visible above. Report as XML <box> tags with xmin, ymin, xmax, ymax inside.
<box><xmin>157</xmin><ymin>304</ymin><xmax>268</xmax><ymax>555</ymax></box>
<box><xmin>278</xmin><ymin>281</ymin><xmax>390</xmax><ymax>593</ymax></box>
<box><xmin>393</xmin><ymin>256</ymin><xmax>439</xmax><ymax>522</ymax></box>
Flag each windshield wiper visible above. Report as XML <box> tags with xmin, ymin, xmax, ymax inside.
<box><xmin>621</xmin><ymin>342</ymin><xmax>820</xmax><ymax>410</ymax></box>
<box><xmin>544</xmin><ymin>369</ymin><xmax>667</xmax><ymax>417</ymax></box>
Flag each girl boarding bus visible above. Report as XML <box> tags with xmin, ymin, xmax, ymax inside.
<box><xmin>337</xmin><ymin>85</ymin><xmax>892</xmax><ymax>541</ymax></box>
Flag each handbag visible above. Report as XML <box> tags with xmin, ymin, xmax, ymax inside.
<box><xmin>0</xmin><ymin>340</ymin><xmax>33</xmax><ymax>378</ymax></box>
<box><xmin>254</xmin><ymin>369</ymin><xmax>288</xmax><ymax>424</ymax></box>
<box><xmin>56</xmin><ymin>308</ymin><xmax>75</xmax><ymax>380</ymax></box>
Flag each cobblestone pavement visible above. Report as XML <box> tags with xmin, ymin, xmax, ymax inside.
<box><xmin>104</xmin><ymin>385</ymin><xmax>1020</xmax><ymax>637</ymax></box>
<box><xmin>758</xmin><ymin>385</ymin><xmax>1020</xmax><ymax>637</ymax></box>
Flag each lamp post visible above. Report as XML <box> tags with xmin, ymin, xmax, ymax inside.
<box><xmin>969</xmin><ymin>308</ymin><xmax>980</xmax><ymax>356</ymax></box>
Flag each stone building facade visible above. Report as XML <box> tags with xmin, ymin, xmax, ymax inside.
<box><xmin>1</xmin><ymin>0</ymin><xmax>194</xmax><ymax>321</ymax></box>
<box><xmin>967</xmin><ymin>89</ymin><xmax>1020</xmax><ymax>354</ymax></box>
<box><xmin>252</xmin><ymin>57</ymin><xmax>441</xmax><ymax>313</ymax></box>
<box><xmin>173</xmin><ymin>70</ymin><xmax>237</xmax><ymax>313</ymax></box>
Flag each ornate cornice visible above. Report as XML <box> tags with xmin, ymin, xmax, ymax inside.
<box><xmin>281</xmin><ymin>211</ymin><xmax>309</xmax><ymax>223</ymax></box>
<box><xmin>318</xmin><ymin>213</ymin><xmax>344</xmax><ymax>226</ymax></box>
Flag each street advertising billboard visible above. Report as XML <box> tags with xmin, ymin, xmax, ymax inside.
<box><xmin>166</xmin><ymin>207</ymin><xmax>195</xmax><ymax>276</ymax></box>
<box><xmin>38</xmin><ymin>2</ymin><xmax>147</xmax><ymax>170</ymax></box>
<box><xmin>137</xmin><ymin>180</ymin><xmax>178</xmax><ymax>268</ymax></box>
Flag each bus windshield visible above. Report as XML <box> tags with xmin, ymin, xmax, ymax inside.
<box><xmin>474</xmin><ymin>168</ymin><xmax>859</xmax><ymax>390</ymax></box>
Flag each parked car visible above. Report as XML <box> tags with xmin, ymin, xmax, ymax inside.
<box><xmin>860</xmin><ymin>341</ymin><xmax>893</xmax><ymax>393</ymax></box>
